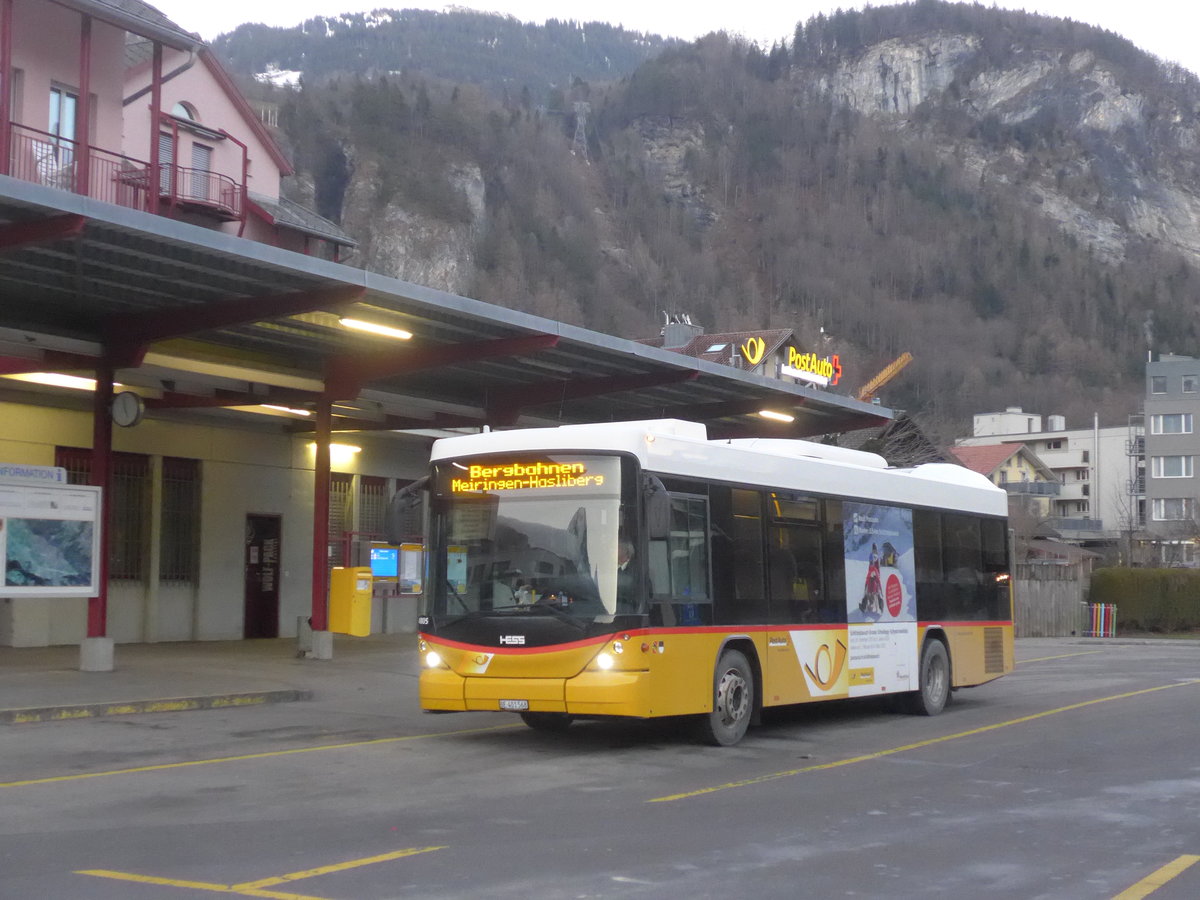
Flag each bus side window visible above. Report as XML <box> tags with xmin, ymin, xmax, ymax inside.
<box><xmin>821</xmin><ymin>500</ymin><xmax>846</xmax><ymax>622</ymax></box>
<box><xmin>648</xmin><ymin>492</ymin><xmax>712</xmax><ymax>625</ymax></box>
<box><xmin>768</xmin><ymin>524</ymin><xmax>823</xmax><ymax>624</ymax></box>
<box><xmin>710</xmin><ymin>487</ymin><xmax>766</xmax><ymax>625</ymax></box>
<box><xmin>943</xmin><ymin>513</ymin><xmax>983</xmax><ymax>616</ymax></box>
<box><xmin>913</xmin><ymin>509</ymin><xmax>945</xmax><ymax>620</ymax></box>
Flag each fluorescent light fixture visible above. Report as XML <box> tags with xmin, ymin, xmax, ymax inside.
<box><xmin>339</xmin><ymin>317</ymin><xmax>413</xmax><ymax>341</ymax></box>
<box><xmin>758</xmin><ymin>409</ymin><xmax>795</xmax><ymax>423</ymax></box>
<box><xmin>5</xmin><ymin>373</ymin><xmax>121</xmax><ymax>391</ymax></box>
<box><xmin>261</xmin><ymin>404</ymin><xmax>312</xmax><ymax>416</ymax></box>
<box><xmin>307</xmin><ymin>442</ymin><xmax>362</xmax><ymax>453</ymax></box>
<box><xmin>308</xmin><ymin>441</ymin><xmax>363</xmax><ymax>466</ymax></box>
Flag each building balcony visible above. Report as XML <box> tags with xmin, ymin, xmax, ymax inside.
<box><xmin>1001</xmin><ymin>480</ymin><xmax>1061</xmax><ymax>496</ymax></box>
<box><xmin>1047</xmin><ymin>516</ymin><xmax>1104</xmax><ymax>533</ymax></box>
<box><xmin>1055</xmin><ymin>482</ymin><xmax>1089</xmax><ymax>502</ymax></box>
<box><xmin>7</xmin><ymin>123</ymin><xmax>243</xmax><ymax>222</ymax></box>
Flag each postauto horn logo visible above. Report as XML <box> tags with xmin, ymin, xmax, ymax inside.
<box><xmin>740</xmin><ymin>336</ymin><xmax>767</xmax><ymax>366</ymax></box>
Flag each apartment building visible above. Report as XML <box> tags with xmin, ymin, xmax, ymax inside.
<box><xmin>956</xmin><ymin>408</ymin><xmax>1137</xmax><ymax>544</ymax></box>
<box><xmin>1142</xmin><ymin>354</ymin><xmax>1200</xmax><ymax>565</ymax></box>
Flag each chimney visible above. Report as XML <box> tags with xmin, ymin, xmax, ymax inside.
<box><xmin>661</xmin><ymin>312</ymin><xmax>704</xmax><ymax>350</ymax></box>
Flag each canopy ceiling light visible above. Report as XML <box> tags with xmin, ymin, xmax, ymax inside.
<box><xmin>338</xmin><ymin>317</ymin><xmax>413</xmax><ymax>341</ymax></box>
<box><xmin>260</xmin><ymin>404</ymin><xmax>312</xmax><ymax>416</ymax></box>
<box><xmin>758</xmin><ymin>409</ymin><xmax>795</xmax><ymax>423</ymax></box>
<box><xmin>4</xmin><ymin>373</ymin><xmax>121</xmax><ymax>391</ymax></box>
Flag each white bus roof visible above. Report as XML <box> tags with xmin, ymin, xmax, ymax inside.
<box><xmin>430</xmin><ymin>419</ymin><xmax>1006</xmax><ymax>517</ymax></box>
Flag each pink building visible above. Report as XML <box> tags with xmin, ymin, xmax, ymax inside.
<box><xmin>1</xmin><ymin>0</ymin><xmax>352</xmax><ymax>257</ymax></box>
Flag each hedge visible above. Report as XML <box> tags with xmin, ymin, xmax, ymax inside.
<box><xmin>1088</xmin><ymin>568</ymin><xmax>1200</xmax><ymax>632</ymax></box>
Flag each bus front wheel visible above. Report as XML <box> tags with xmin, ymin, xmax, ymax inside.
<box><xmin>906</xmin><ymin>639</ymin><xmax>951</xmax><ymax>716</ymax></box>
<box><xmin>698</xmin><ymin>648</ymin><xmax>754</xmax><ymax>746</ymax></box>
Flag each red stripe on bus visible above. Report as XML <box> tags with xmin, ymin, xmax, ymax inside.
<box><xmin>421</xmin><ymin>620</ymin><xmax>1013</xmax><ymax>656</ymax></box>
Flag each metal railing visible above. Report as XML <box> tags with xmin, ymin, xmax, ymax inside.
<box><xmin>1002</xmin><ymin>481</ymin><xmax>1061</xmax><ymax>495</ymax></box>
<box><xmin>8</xmin><ymin>122</ymin><xmax>242</xmax><ymax>219</ymax></box>
<box><xmin>1047</xmin><ymin>516</ymin><xmax>1104</xmax><ymax>532</ymax></box>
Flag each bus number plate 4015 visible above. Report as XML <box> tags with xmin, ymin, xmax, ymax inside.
<box><xmin>499</xmin><ymin>699</ymin><xmax>529</xmax><ymax>711</ymax></box>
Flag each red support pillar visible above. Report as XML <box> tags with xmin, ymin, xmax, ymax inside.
<box><xmin>310</xmin><ymin>396</ymin><xmax>332</xmax><ymax>633</ymax></box>
<box><xmin>76</xmin><ymin>14</ymin><xmax>92</xmax><ymax>195</ymax></box>
<box><xmin>148</xmin><ymin>43</ymin><xmax>162</xmax><ymax>213</ymax></box>
<box><xmin>88</xmin><ymin>363</ymin><xmax>113</xmax><ymax>638</ymax></box>
<box><xmin>0</xmin><ymin>0</ymin><xmax>13</xmax><ymax>177</ymax></box>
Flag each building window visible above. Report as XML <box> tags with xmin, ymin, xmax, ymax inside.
<box><xmin>328</xmin><ymin>472</ymin><xmax>354</xmax><ymax>569</ymax></box>
<box><xmin>160</xmin><ymin>457</ymin><xmax>201</xmax><ymax>582</ymax></box>
<box><xmin>41</xmin><ymin>85</ymin><xmax>78</xmax><ymax>187</ymax></box>
<box><xmin>1152</xmin><ymin>456</ymin><xmax>1194</xmax><ymax>478</ymax></box>
<box><xmin>359</xmin><ymin>476</ymin><xmax>389</xmax><ymax>537</ymax></box>
<box><xmin>158</xmin><ymin>132</ymin><xmax>174</xmax><ymax>193</ymax></box>
<box><xmin>48</xmin><ymin>85</ymin><xmax>77</xmax><ymax>144</ymax></box>
<box><xmin>57</xmin><ymin>447</ymin><xmax>151</xmax><ymax>580</ymax></box>
<box><xmin>190</xmin><ymin>143</ymin><xmax>213</xmax><ymax>201</ymax></box>
<box><xmin>1152</xmin><ymin>498</ymin><xmax>1193</xmax><ymax>521</ymax></box>
<box><xmin>1159</xmin><ymin>542</ymin><xmax>1196</xmax><ymax>566</ymax></box>
<box><xmin>1185</xmin><ymin>376</ymin><xmax>1199</xmax><ymax>394</ymax></box>
<box><xmin>1151</xmin><ymin>375</ymin><xmax>1168</xmax><ymax>394</ymax></box>
<box><xmin>1046</xmin><ymin>440</ymin><xmax>1062</xmax><ymax>450</ymax></box>
<box><xmin>1151</xmin><ymin>414</ymin><xmax>1193</xmax><ymax>435</ymax></box>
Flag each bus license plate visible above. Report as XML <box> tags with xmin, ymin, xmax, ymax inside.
<box><xmin>499</xmin><ymin>699</ymin><xmax>529</xmax><ymax>711</ymax></box>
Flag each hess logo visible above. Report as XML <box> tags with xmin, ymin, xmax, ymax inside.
<box><xmin>499</xmin><ymin>634</ymin><xmax>526</xmax><ymax>646</ymax></box>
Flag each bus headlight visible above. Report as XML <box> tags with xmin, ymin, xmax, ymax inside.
<box><xmin>425</xmin><ymin>650</ymin><xmax>445</xmax><ymax>669</ymax></box>
<box><xmin>595</xmin><ymin>652</ymin><xmax>615</xmax><ymax>671</ymax></box>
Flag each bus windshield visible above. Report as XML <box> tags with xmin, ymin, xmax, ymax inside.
<box><xmin>426</xmin><ymin>454</ymin><xmax>634</xmax><ymax>624</ymax></box>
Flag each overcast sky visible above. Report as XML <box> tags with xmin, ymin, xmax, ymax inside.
<box><xmin>150</xmin><ymin>1</ymin><xmax>1200</xmax><ymax>77</ymax></box>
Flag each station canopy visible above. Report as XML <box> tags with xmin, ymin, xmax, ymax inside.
<box><xmin>0</xmin><ymin>179</ymin><xmax>892</xmax><ymax>439</ymax></box>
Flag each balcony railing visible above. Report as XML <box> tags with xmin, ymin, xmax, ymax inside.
<box><xmin>1002</xmin><ymin>480</ymin><xmax>1061</xmax><ymax>496</ymax></box>
<box><xmin>8</xmin><ymin>123</ymin><xmax>243</xmax><ymax>221</ymax></box>
<box><xmin>1047</xmin><ymin>517</ymin><xmax>1104</xmax><ymax>533</ymax></box>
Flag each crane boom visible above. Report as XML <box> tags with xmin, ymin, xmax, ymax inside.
<box><xmin>856</xmin><ymin>352</ymin><xmax>913</xmax><ymax>402</ymax></box>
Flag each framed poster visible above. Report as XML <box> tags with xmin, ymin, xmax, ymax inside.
<box><xmin>0</xmin><ymin>480</ymin><xmax>102</xmax><ymax>597</ymax></box>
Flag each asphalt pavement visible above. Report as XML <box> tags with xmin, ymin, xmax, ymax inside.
<box><xmin>0</xmin><ymin>633</ymin><xmax>421</xmax><ymax>724</ymax></box>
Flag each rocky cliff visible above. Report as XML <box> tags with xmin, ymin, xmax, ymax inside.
<box><xmin>811</xmin><ymin>32</ymin><xmax>1200</xmax><ymax>263</ymax></box>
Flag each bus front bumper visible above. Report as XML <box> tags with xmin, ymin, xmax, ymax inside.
<box><xmin>420</xmin><ymin>668</ymin><xmax>653</xmax><ymax>718</ymax></box>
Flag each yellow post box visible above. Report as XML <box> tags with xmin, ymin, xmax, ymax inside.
<box><xmin>329</xmin><ymin>566</ymin><xmax>372</xmax><ymax>636</ymax></box>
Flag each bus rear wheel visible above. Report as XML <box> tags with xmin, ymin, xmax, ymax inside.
<box><xmin>698</xmin><ymin>648</ymin><xmax>754</xmax><ymax>746</ymax></box>
<box><xmin>519</xmin><ymin>711</ymin><xmax>574</xmax><ymax>732</ymax></box>
<box><xmin>906</xmin><ymin>639</ymin><xmax>950</xmax><ymax>716</ymax></box>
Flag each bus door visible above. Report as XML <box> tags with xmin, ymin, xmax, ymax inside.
<box><xmin>766</xmin><ymin>493</ymin><xmax>849</xmax><ymax>705</ymax></box>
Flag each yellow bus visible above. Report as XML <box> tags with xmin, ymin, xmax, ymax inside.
<box><xmin>399</xmin><ymin>419</ymin><xmax>1012</xmax><ymax>745</ymax></box>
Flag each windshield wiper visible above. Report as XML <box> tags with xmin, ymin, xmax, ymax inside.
<box><xmin>488</xmin><ymin>601</ymin><xmax>587</xmax><ymax>630</ymax></box>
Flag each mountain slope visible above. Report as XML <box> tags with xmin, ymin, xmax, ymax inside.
<box><xmin>243</xmin><ymin>2</ymin><xmax>1200</xmax><ymax>434</ymax></box>
<box><xmin>213</xmin><ymin>8</ymin><xmax>678</xmax><ymax>101</ymax></box>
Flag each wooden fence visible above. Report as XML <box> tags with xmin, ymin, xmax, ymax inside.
<box><xmin>1013</xmin><ymin>564</ymin><xmax>1086</xmax><ymax>637</ymax></box>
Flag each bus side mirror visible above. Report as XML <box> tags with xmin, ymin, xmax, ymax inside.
<box><xmin>644</xmin><ymin>474</ymin><xmax>670</xmax><ymax>540</ymax></box>
<box><xmin>384</xmin><ymin>476</ymin><xmax>428</xmax><ymax>544</ymax></box>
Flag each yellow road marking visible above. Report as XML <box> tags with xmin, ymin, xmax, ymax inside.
<box><xmin>77</xmin><ymin>846</ymin><xmax>446</xmax><ymax>899</ymax></box>
<box><xmin>75</xmin><ymin>869</ymin><xmax>325</xmax><ymax>898</ymax></box>
<box><xmin>650</xmin><ymin>680</ymin><xmax>1200</xmax><ymax>802</ymax></box>
<box><xmin>1019</xmin><ymin>650</ymin><xmax>1104</xmax><ymax>664</ymax></box>
<box><xmin>1112</xmin><ymin>854</ymin><xmax>1200</xmax><ymax>899</ymax></box>
<box><xmin>1</xmin><ymin>723</ymin><xmax>521</xmax><ymax>789</ymax></box>
<box><xmin>234</xmin><ymin>846</ymin><xmax>447</xmax><ymax>890</ymax></box>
